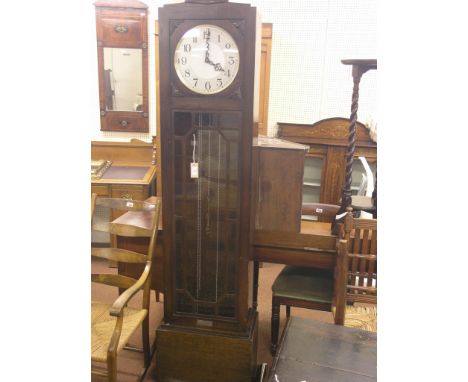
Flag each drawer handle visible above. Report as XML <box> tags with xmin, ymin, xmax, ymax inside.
<box><xmin>114</xmin><ymin>24</ymin><xmax>128</xmax><ymax>33</ymax></box>
<box><xmin>119</xmin><ymin>120</ymin><xmax>129</xmax><ymax>127</ymax></box>
<box><xmin>121</xmin><ymin>194</ymin><xmax>133</xmax><ymax>200</ymax></box>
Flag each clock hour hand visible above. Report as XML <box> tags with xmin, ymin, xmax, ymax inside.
<box><xmin>205</xmin><ymin>48</ymin><xmax>225</xmax><ymax>72</ymax></box>
<box><xmin>207</xmin><ymin>60</ymin><xmax>225</xmax><ymax>72</ymax></box>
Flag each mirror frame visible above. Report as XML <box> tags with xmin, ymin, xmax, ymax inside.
<box><xmin>95</xmin><ymin>0</ymin><xmax>149</xmax><ymax>133</ymax></box>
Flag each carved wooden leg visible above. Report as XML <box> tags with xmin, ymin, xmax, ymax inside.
<box><xmin>253</xmin><ymin>260</ymin><xmax>259</xmax><ymax>310</ymax></box>
<box><xmin>142</xmin><ymin>316</ymin><xmax>151</xmax><ymax>367</ymax></box>
<box><xmin>271</xmin><ymin>297</ymin><xmax>280</xmax><ymax>356</ymax></box>
<box><xmin>286</xmin><ymin>305</ymin><xmax>291</xmax><ymax>319</ymax></box>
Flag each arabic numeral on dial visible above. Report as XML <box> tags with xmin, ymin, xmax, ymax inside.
<box><xmin>228</xmin><ymin>56</ymin><xmax>235</xmax><ymax>65</ymax></box>
<box><xmin>193</xmin><ymin>78</ymin><xmax>198</xmax><ymax>88</ymax></box>
<box><xmin>225</xmin><ymin>42</ymin><xmax>231</xmax><ymax>49</ymax></box>
<box><xmin>184</xmin><ymin>69</ymin><xmax>190</xmax><ymax>78</ymax></box>
<box><xmin>184</xmin><ymin>44</ymin><xmax>191</xmax><ymax>52</ymax></box>
<box><xmin>178</xmin><ymin>57</ymin><xmax>187</xmax><ymax>65</ymax></box>
<box><xmin>217</xmin><ymin>78</ymin><xmax>223</xmax><ymax>88</ymax></box>
<box><xmin>225</xmin><ymin>69</ymin><xmax>231</xmax><ymax>78</ymax></box>
<box><xmin>205</xmin><ymin>81</ymin><xmax>212</xmax><ymax>91</ymax></box>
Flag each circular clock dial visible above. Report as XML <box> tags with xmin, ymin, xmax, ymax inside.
<box><xmin>174</xmin><ymin>24</ymin><xmax>240</xmax><ymax>95</ymax></box>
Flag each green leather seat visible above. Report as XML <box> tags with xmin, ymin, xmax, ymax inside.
<box><xmin>272</xmin><ymin>266</ymin><xmax>334</xmax><ymax>304</ymax></box>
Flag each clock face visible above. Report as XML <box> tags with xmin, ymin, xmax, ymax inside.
<box><xmin>174</xmin><ymin>24</ymin><xmax>240</xmax><ymax>95</ymax></box>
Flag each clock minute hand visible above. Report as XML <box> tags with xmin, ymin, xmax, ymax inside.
<box><xmin>205</xmin><ymin>29</ymin><xmax>211</xmax><ymax>63</ymax></box>
<box><xmin>204</xmin><ymin>30</ymin><xmax>224</xmax><ymax>71</ymax></box>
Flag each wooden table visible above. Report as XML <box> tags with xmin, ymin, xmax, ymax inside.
<box><xmin>253</xmin><ymin>221</ymin><xmax>336</xmax><ymax>268</ymax></box>
<box><xmin>92</xmin><ymin>161</ymin><xmax>157</xmax><ymax>220</ymax></box>
<box><xmin>268</xmin><ymin>317</ymin><xmax>376</xmax><ymax>382</ymax></box>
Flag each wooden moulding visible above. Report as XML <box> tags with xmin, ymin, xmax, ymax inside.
<box><xmin>277</xmin><ymin>117</ymin><xmax>376</xmax><ymax>148</ymax></box>
<box><xmin>155</xmin><ymin>313</ymin><xmax>258</xmax><ymax>382</ymax></box>
<box><xmin>91</xmin><ymin>139</ymin><xmax>154</xmax><ymax>163</ymax></box>
<box><xmin>94</xmin><ymin>0</ymin><xmax>148</xmax><ymax>9</ymax></box>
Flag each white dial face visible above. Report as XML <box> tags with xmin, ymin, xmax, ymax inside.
<box><xmin>174</xmin><ymin>24</ymin><xmax>240</xmax><ymax>95</ymax></box>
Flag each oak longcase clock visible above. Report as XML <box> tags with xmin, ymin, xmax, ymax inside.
<box><xmin>156</xmin><ymin>0</ymin><xmax>261</xmax><ymax>381</ymax></box>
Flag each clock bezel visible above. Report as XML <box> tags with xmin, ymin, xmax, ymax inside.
<box><xmin>170</xmin><ymin>20</ymin><xmax>244</xmax><ymax>97</ymax></box>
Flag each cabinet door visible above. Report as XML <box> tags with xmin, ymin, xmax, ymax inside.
<box><xmin>302</xmin><ymin>155</ymin><xmax>324</xmax><ymax>220</ymax></box>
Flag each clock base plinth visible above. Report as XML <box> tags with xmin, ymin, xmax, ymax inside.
<box><xmin>154</xmin><ymin>313</ymin><xmax>258</xmax><ymax>382</ymax></box>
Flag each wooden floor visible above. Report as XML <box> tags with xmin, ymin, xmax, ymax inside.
<box><xmin>91</xmin><ymin>259</ymin><xmax>335</xmax><ymax>382</ymax></box>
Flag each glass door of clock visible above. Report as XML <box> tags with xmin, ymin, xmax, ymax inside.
<box><xmin>172</xmin><ymin>111</ymin><xmax>242</xmax><ymax>320</ymax></box>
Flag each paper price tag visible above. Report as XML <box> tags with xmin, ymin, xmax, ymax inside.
<box><xmin>191</xmin><ymin>162</ymin><xmax>199</xmax><ymax>178</ymax></box>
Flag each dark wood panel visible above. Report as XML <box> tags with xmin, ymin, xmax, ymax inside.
<box><xmin>253</xmin><ymin>143</ymin><xmax>306</xmax><ymax>233</ymax></box>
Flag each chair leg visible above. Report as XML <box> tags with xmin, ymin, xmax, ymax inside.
<box><xmin>142</xmin><ymin>316</ymin><xmax>151</xmax><ymax>367</ymax></box>
<box><xmin>107</xmin><ymin>353</ymin><xmax>117</xmax><ymax>382</ymax></box>
<box><xmin>286</xmin><ymin>305</ymin><xmax>291</xmax><ymax>319</ymax></box>
<box><xmin>271</xmin><ymin>298</ymin><xmax>280</xmax><ymax>356</ymax></box>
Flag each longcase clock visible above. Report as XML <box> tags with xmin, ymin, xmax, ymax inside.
<box><xmin>155</xmin><ymin>0</ymin><xmax>261</xmax><ymax>381</ymax></box>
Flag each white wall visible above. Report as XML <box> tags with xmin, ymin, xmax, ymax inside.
<box><xmin>89</xmin><ymin>0</ymin><xmax>376</xmax><ymax>141</ymax></box>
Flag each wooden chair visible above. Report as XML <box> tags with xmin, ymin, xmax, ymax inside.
<box><xmin>91</xmin><ymin>197</ymin><xmax>161</xmax><ymax>382</ymax></box>
<box><xmin>270</xmin><ymin>203</ymin><xmax>340</xmax><ymax>355</ymax></box>
<box><xmin>334</xmin><ymin>208</ymin><xmax>377</xmax><ymax>332</ymax></box>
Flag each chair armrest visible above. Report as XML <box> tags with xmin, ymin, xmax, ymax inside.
<box><xmin>109</xmin><ymin>262</ymin><xmax>151</xmax><ymax>317</ymax></box>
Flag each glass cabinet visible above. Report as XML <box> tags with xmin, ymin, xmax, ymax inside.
<box><xmin>302</xmin><ymin>156</ymin><xmax>324</xmax><ymax>220</ymax></box>
<box><xmin>277</xmin><ymin>118</ymin><xmax>377</xmax><ymax>218</ymax></box>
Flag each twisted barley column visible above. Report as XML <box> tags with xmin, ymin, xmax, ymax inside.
<box><xmin>342</xmin><ymin>67</ymin><xmax>363</xmax><ymax>210</ymax></box>
<box><xmin>333</xmin><ymin>59</ymin><xmax>377</xmax><ymax>234</ymax></box>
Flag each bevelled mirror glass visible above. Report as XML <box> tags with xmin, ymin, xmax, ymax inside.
<box><xmin>94</xmin><ymin>0</ymin><xmax>149</xmax><ymax>133</ymax></box>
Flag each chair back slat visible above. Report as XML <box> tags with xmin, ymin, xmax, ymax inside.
<box><xmin>350</xmin><ymin>228</ymin><xmax>361</xmax><ymax>291</ymax></box>
<box><xmin>91</xmin><ymin>196</ymin><xmax>161</xmax><ymax>296</ymax></box>
<box><xmin>92</xmin><ymin>248</ymin><xmax>148</xmax><ymax>263</ymax></box>
<box><xmin>92</xmin><ymin>221</ymin><xmax>153</xmax><ymax>237</ymax></box>
<box><xmin>358</xmin><ymin>229</ymin><xmax>370</xmax><ymax>286</ymax></box>
<box><xmin>95</xmin><ymin>197</ymin><xmax>157</xmax><ymax>212</ymax></box>
<box><xmin>341</xmin><ymin>211</ymin><xmax>377</xmax><ymax>304</ymax></box>
<box><xmin>92</xmin><ymin>273</ymin><xmax>139</xmax><ymax>289</ymax></box>
<box><xmin>367</xmin><ymin>229</ymin><xmax>377</xmax><ymax>287</ymax></box>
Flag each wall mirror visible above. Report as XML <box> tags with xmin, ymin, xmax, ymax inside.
<box><xmin>95</xmin><ymin>0</ymin><xmax>149</xmax><ymax>132</ymax></box>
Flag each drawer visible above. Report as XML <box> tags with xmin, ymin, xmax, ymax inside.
<box><xmin>97</xmin><ymin>12</ymin><xmax>146</xmax><ymax>48</ymax></box>
<box><xmin>110</xmin><ymin>186</ymin><xmax>146</xmax><ymax>220</ymax></box>
<box><xmin>91</xmin><ymin>185</ymin><xmax>109</xmax><ymax>196</ymax></box>
<box><xmin>101</xmin><ymin>111</ymin><xmax>148</xmax><ymax>133</ymax></box>
<box><xmin>111</xmin><ymin>185</ymin><xmax>145</xmax><ymax>201</ymax></box>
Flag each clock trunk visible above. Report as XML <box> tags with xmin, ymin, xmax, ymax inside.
<box><xmin>155</xmin><ymin>1</ymin><xmax>261</xmax><ymax>381</ymax></box>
